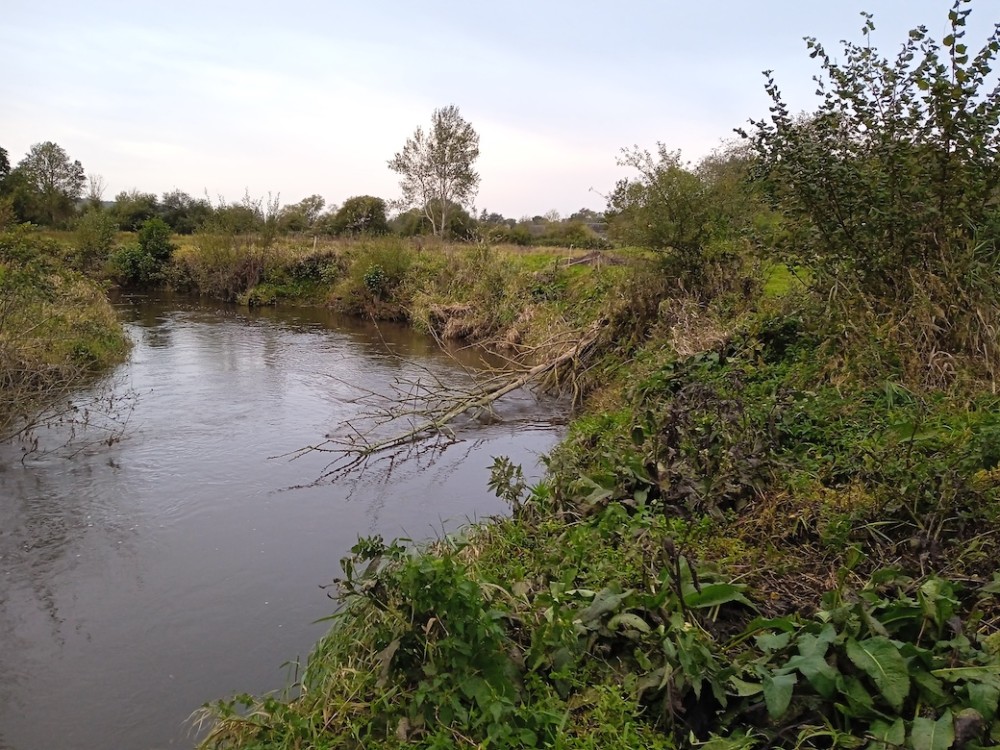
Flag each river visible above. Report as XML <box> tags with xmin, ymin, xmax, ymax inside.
<box><xmin>0</xmin><ymin>293</ymin><xmax>564</xmax><ymax>750</ymax></box>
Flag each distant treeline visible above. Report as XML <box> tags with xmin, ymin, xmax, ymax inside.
<box><xmin>0</xmin><ymin>142</ymin><xmax>608</xmax><ymax>247</ymax></box>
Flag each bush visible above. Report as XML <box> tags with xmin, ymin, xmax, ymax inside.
<box><xmin>328</xmin><ymin>195</ymin><xmax>389</xmax><ymax>236</ymax></box>
<box><xmin>111</xmin><ymin>243</ymin><xmax>160</xmax><ymax>284</ymax></box>
<box><xmin>744</xmin><ymin>2</ymin><xmax>1000</xmax><ymax>377</ymax></box>
<box><xmin>112</xmin><ymin>217</ymin><xmax>175</xmax><ymax>285</ymax></box>
<box><xmin>137</xmin><ymin>217</ymin><xmax>174</xmax><ymax>264</ymax></box>
<box><xmin>73</xmin><ymin>210</ymin><xmax>118</xmax><ymax>271</ymax></box>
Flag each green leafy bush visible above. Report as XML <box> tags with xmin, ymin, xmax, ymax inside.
<box><xmin>111</xmin><ymin>216</ymin><xmax>176</xmax><ymax>285</ymax></box>
<box><xmin>744</xmin><ymin>1</ymin><xmax>1000</xmax><ymax>376</ymax></box>
<box><xmin>72</xmin><ymin>210</ymin><xmax>118</xmax><ymax>270</ymax></box>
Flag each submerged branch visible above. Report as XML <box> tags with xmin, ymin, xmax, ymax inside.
<box><xmin>288</xmin><ymin>319</ymin><xmax>604</xmax><ymax>480</ymax></box>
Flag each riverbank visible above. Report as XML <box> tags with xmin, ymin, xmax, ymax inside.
<box><xmin>184</xmin><ymin>229</ymin><xmax>1000</xmax><ymax>748</ymax></box>
<box><xmin>0</xmin><ymin>225</ymin><xmax>131</xmax><ymax>443</ymax></box>
<box><xmin>15</xmin><ymin>227</ymin><xmax>1000</xmax><ymax>748</ymax></box>
<box><xmin>192</xmin><ymin>240</ymin><xmax>1000</xmax><ymax>748</ymax></box>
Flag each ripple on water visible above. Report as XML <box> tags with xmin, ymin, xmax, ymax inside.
<box><xmin>0</xmin><ymin>294</ymin><xmax>566</xmax><ymax>750</ymax></box>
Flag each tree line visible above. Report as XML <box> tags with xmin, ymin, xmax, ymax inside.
<box><xmin>0</xmin><ymin>106</ymin><xmax>608</xmax><ymax>248</ymax></box>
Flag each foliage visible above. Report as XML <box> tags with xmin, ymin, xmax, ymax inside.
<box><xmin>12</xmin><ymin>141</ymin><xmax>86</xmax><ymax>226</ymax></box>
<box><xmin>112</xmin><ymin>217</ymin><xmax>175</xmax><ymax>285</ymax></box>
<box><xmin>160</xmin><ymin>190</ymin><xmax>213</xmax><ymax>234</ymax></box>
<box><xmin>329</xmin><ymin>195</ymin><xmax>389</xmax><ymax>236</ymax></box>
<box><xmin>0</xmin><ymin>225</ymin><xmax>129</xmax><ymax>442</ymax></box>
<box><xmin>607</xmin><ymin>145</ymin><xmax>710</xmax><ymax>261</ymax></box>
<box><xmin>388</xmin><ymin>105</ymin><xmax>480</xmax><ymax>238</ymax></box>
<box><xmin>534</xmin><ymin>220</ymin><xmax>609</xmax><ymax>250</ymax></box>
<box><xmin>392</xmin><ymin>202</ymin><xmax>475</xmax><ymax>239</ymax></box>
<box><xmin>277</xmin><ymin>194</ymin><xmax>326</xmax><ymax>234</ymax></box>
<box><xmin>743</xmin><ymin>0</ymin><xmax>1000</xmax><ymax>376</ymax></box>
<box><xmin>112</xmin><ymin>189</ymin><xmax>160</xmax><ymax>232</ymax></box>
<box><xmin>199</xmin><ymin>474</ymin><xmax>1000</xmax><ymax>749</ymax></box>
<box><xmin>337</xmin><ymin>238</ymin><xmax>415</xmax><ymax>308</ymax></box>
<box><xmin>73</xmin><ymin>210</ymin><xmax>119</xmax><ymax>271</ymax></box>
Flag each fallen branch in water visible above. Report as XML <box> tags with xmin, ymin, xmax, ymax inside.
<box><xmin>284</xmin><ymin>318</ymin><xmax>604</xmax><ymax>480</ymax></box>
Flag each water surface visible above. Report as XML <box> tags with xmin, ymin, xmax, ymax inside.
<box><xmin>0</xmin><ymin>294</ymin><xmax>563</xmax><ymax>750</ymax></box>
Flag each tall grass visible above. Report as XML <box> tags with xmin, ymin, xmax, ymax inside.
<box><xmin>0</xmin><ymin>225</ymin><xmax>131</xmax><ymax>442</ymax></box>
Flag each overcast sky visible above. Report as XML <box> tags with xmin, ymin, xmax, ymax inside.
<box><xmin>2</xmin><ymin>1</ymin><xmax>992</xmax><ymax>218</ymax></box>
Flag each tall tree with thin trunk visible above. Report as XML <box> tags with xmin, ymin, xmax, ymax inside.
<box><xmin>388</xmin><ymin>105</ymin><xmax>480</xmax><ymax>237</ymax></box>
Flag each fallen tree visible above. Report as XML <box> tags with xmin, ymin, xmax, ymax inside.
<box><xmin>285</xmin><ymin>318</ymin><xmax>605</xmax><ymax>480</ymax></box>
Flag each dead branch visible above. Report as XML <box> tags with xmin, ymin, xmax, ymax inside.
<box><xmin>289</xmin><ymin>318</ymin><xmax>605</xmax><ymax>479</ymax></box>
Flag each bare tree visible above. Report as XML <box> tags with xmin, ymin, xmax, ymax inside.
<box><xmin>388</xmin><ymin>105</ymin><xmax>480</xmax><ymax>237</ymax></box>
<box><xmin>86</xmin><ymin>174</ymin><xmax>107</xmax><ymax>208</ymax></box>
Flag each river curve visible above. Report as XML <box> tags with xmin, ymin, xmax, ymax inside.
<box><xmin>0</xmin><ymin>293</ymin><xmax>563</xmax><ymax>750</ymax></box>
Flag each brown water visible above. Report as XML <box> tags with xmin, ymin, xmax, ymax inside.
<box><xmin>0</xmin><ymin>293</ymin><xmax>563</xmax><ymax>750</ymax></box>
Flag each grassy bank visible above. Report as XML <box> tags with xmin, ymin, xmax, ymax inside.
<box><xmin>192</xmin><ymin>241</ymin><xmax>1000</xmax><ymax>749</ymax></box>
<box><xmin>0</xmin><ymin>224</ymin><xmax>131</xmax><ymax>443</ymax></box>
<box><xmin>30</xmin><ymin>216</ymin><xmax>1000</xmax><ymax>750</ymax></box>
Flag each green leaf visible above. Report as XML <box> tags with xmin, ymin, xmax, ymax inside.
<box><xmin>729</xmin><ymin>676</ymin><xmax>763</xmax><ymax>697</ymax></box>
<box><xmin>846</xmin><ymin>637</ymin><xmax>910</xmax><ymax>712</ymax></box>
<box><xmin>869</xmin><ymin>717</ymin><xmax>905</xmax><ymax>749</ymax></box>
<box><xmin>576</xmin><ymin>587</ymin><xmax>632</xmax><ymax>626</ymax></box>
<box><xmin>756</xmin><ymin>631</ymin><xmax>792</xmax><ymax>653</ymax></box>
<box><xmin>784</xmin><ymin>652</ymin><xmax>838</xmax><ymax>698</ymax></box>
<box><xmin>608</xmin><ymin>612</ymin><xmax>651</xmax><ymax>633</ymax></box>
<box><xmin>799</xmin><ymin>624</ymin><xmax>837</xmax><ymax>658</ymax></box>
<box><xmin>837</xmin><ymin>675</ymin><xmax>876</xmax><ymax>718</ymax></box>
<box><xmin>910</xmin><ymin>711</ymin><xmax>954</xmax><ymax>750</ymax></box>
<box><xmin>968</xmin><ymin>682</ymin><xmax>1000</xmax><ymax>722</ymax></box>
<box><xmin>912</xmin><ymin>669</ymin><xmax>949</xmax><ymax>708</ymax></box>
<box><xmin>932</xmin><ymin>666</ymin><xmax>1000</xmax><ymax>690</ymax></box>
<box><xmin>684</xmin><ymin>582</ymin><xmax>753</xmax><ymax>610</ymax></box>
<box><xmin>762</xmin><ymin>671</ymin><xmax>797</xmax><ymax>719</ymax></box>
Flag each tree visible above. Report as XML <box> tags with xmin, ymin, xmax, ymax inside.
<box><xmin>112</xmin><ymin>189</ymin><xmax>160</xmax><ymax>232</ymax></box>
<box><xmin>743</xmin><ymin>1</ymin><xmax>1000</xmax><ymax>296</ymax></box>
<box><xmin>86</xmin><ymin>174</ymin><xmax>107</xmax><ymax>210</ymax></box>
<box><xmin>392</xmin><ymin>201</ymin><xmax>475</xmax><ymax>239</ymax></box>
<box><xmin>0</xmin><ymin>147</ymin><xmax>9</xmax><ymax>185</ymax></box>
<box><xmin>743</xmin><ymin>0</ymin><xmax>1000</xmax><ymax>372</ymax></box>
<box><xmin>569</xmin><ymin>207</ymin><xmax>604</xmax><ymax>223</ymax></box>
<box><xmin>160</xmin><ymin>190</ymin><xmax>212</xmax><ymax>234</ymax></box>
<box><xmin>278</xmin><ymin>194</ymin><xmax>326</xmax><ymax>233</ymax></box>
<box><xmin>330</xmin><ymin>195</ymin><xmax>389</xmax><ymax>236</ymax></box>
<box><xmin>606</xmin><ymin>146</ymin><xmax>708</xmax><ymax>257</ymax></box>
<box><xmin>15</xmin><ymin>141</ymin><xmax>85</xmax><ymax>225</ymax></box>
<box><xmin>388</xmin><ymin>105</ymin><xmax>480</xmax><ymax>238</ymax></box>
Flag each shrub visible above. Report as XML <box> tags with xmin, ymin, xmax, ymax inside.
<box><xmin>111</xmin><ymin>217</ymin><xmax>175</xmax><ymax>285</ymax></box>
<box><xmin>744</xmin><ymin>1</ymin><xmax>1000</xmax><ymax>377</ymax></box>
<box><xmin>329</xmin><ymin>195</ymin><xmax>389</xmax><ymax>236</ymax></box>
<box><xmin>73</xmin><ymin>210</ymin><xmax>118</xmax><ymax>271</ymax></box>
<box><xmin>137</xmin><ymin>217</ymin><xmax>174</xmax><ymax>264</ymax></box>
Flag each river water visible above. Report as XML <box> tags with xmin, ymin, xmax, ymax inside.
<box><xmin>0</xmin><ymin>293</ymin><xmax>563</xmax><ymax>750</ymax></box>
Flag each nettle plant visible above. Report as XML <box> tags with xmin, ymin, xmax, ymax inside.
<box><xmin>744</xmin><ymin>1</ymin><xmax>1000</xmax><ymax>369</ymax></box>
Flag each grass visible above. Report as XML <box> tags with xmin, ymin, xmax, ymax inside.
<box><xmin>29</xmin><ymin>226</ymin><xmax>1000</xmax><ymax>749</ymax></box>
<box><xmin>0</xmin><ymin>225</ymin><xmax>131</xmax><ymax>442</ymax></box>
<box><xmin>194</xmin><ymin>244</ymin><xmax>1000</xmax><ymax>748</ymax></box>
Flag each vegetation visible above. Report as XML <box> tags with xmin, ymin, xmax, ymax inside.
<box><xmin>5</xmin><ymin>3</ymin><xmax>1000</xmax><ymax>748</ymax></box>
<box><xmin>6</xmin><ymin>141</ymin><xmax>86</xmax><ymax>227</ymax></box>
<box><xmin>195</xmin><ymin>3</ymin><xmax>1000</xmax><ymax>749</ymax></box>
<box><xmin>0</xmin><ymin>224</ymin><xmax>130</xmax><ymax>442</ymax></box>
<box><xmin>742</xmin><ymin>3</ymin><xmax>1000</xmax><ymax>382</ymax></box>
<box><xmin>388</xmin><ymin>105</ymin><xmax>481</xmax><ymax>238</ymax></box>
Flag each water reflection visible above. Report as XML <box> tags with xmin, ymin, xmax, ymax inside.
<box><xmin>0</xmin><ymin>293</ymin><xmax>563</xmax><ymax>750</ymax></box>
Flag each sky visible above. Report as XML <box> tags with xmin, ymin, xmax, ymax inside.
<box><xmin>2</xmin><ymin>1</ymin><xmax>994</xmax><ymax>219</ymax></box>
